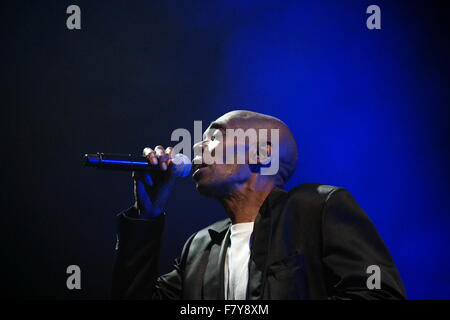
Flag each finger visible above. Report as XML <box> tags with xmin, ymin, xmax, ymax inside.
<box><xmin>142</xmin><ymin>172</ymin><xmax>153</xmax><ymax>186</ymax></box>
<box><xmin>165</xmin><ymin>147</ymin><xmax>174</xmax><ymax>166</ymax></box>
<box><xmin>155</xmin><ymin>145</ymin><xmax>168</xmax><ymax>171</ymax></box>
<box><xmin>143</xmin><ymin>147</ymin><xmax>158</xmax><ymax>165</ymax></box>
<box><xmin>149</xmin><ymin>151</ymin><xmax>158</xmax><ymax>165</ymax></box>
<box><xmin>132</xmin><ymin>171</ymin><xmax>153</xmax><ymax>186</ymax></box>
<box><xmin>165</xmin><ymin>146</ymin><xmax>174</xmax><ymax>157</ymax></box>
<box><xmin>143</xmin><ymin>147</ymin><xmax>153</xmax><ymax>157</ymax></box>
<box><xmin>160</xmin><ymin>158</ymin><xmax>168</xmax><ymax>171</ymax></box>
<box><xmin>154</xmin><ymin>145</ymin><xmax>165</xmax><ymax>156</ymax></box>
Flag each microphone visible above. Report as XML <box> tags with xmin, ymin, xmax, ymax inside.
<box><xmin>83</xmin><ymin>153</ymin><xmax>192</xmax><ymax>178</ymax></box>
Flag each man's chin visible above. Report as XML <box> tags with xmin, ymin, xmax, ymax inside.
<box><xmin>195</xmin><ymin>183</ymin><xmax>213</xmax><ymax>197</ymax></box>
<box><xmin>194</xmin><ymin>180</ymin><xmax>221</xmax><ymax>198</ymax></box>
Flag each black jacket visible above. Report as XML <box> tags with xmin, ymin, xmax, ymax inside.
<box><xmin>112</xmin><ymin>183</ymin><xmax>406</xmax><ymax>300</ymax></box>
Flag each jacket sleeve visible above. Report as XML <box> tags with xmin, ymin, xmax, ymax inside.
<box><xmin>111</xmin><ymin>208</ymin><xmax>195</xmax><ymax>300</ymax></box>
<box><xmin>321</xmin><ymin>188</ymin><xmax>407</xmax><ymax>300</ymax></box>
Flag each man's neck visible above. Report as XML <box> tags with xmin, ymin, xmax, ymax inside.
<box><xmin>220</xmin><ymin>183</ymin><xmax>275</xmax><ymax>224</ymax></box>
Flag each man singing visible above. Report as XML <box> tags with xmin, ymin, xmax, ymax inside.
<box><xmin>112</xmin><ymin>110</ymin><xmax>406</xmax><ymax>300</ymax></box>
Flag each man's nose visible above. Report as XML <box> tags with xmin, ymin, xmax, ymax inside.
<box><xmin>193</xmin><ymin>140</ymin><xmax>203</xmax><ymax>151</ymax></box>
<box><xmin>193</xmin><ymin>140</ymin><xmax>208</xmax><ymax>154</ymax></box>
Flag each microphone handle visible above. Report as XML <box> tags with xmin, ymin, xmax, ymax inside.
<box><xmin>84</xmin><ymin>153</ymin><xmax>159</xmax><ymax>171</ymax></box>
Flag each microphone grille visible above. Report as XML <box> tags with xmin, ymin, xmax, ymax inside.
<box><xmin>171</xmin><ymin>153</ymin><xmax>192</xmax><ymax>178</ymax></box>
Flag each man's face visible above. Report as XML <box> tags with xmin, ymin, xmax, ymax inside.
<box><xmin>191</xmin><ymin>117</ymin><xmax>252</xmax><ymax>198</ymax></box>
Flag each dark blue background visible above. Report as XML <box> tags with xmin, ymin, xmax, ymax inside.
<box><xmin>0</xmin><ymin>0</ymin><xmax>448</xmax><ymax>299</ymax></box>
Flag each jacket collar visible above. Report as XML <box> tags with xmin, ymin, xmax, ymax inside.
<box><xmin>202</xmin><ymin>187</ymin><xmax>287</xmax><ymax>300</ymax></box>
<box><xmin>203</xmin><ymin>226</ymin><xmax>230</xmax><ymax>299</ymax></box>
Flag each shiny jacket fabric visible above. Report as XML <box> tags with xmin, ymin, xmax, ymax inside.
<box><xmin>112</xmin><ymin>183</ymin><xmax>406</xmax><ymax>300</ymax></box>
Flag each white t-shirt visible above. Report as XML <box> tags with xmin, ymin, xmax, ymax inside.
<box><xmin>224</xmin><ymin>222</ymin><xmax>254</xmax><ymax>300</ymax></box>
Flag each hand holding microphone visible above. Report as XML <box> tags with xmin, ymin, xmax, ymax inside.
<box><xmin>131</xmin><ymin>146</ymin><xmax>179</xmax><ymax>219</ymax></box>
<box><xmin>84</xmin><ymin>145</ymin><xmax>191</xmax><ymax>219</ymax></box>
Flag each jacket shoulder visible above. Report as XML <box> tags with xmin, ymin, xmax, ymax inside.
<box><xmin>275</xmin><ymin>183</ymin><xmax>345</xmax><ymax>229</ymax></box>
<box><xmin>288</xmin><ymin>182</ymin><xmax>342</xmax><ymax>198</ymax></box>
<box><xmin>286</xmin><ymin>183</ymin><xmax>343</xmax><ymax>203</ymax></box>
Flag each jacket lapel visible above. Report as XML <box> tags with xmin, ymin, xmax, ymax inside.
<box><xmin>202</xmin><ymin>226</ymin><xmax>230</xmax><ymax>299</ymax></box>
<box><xmin>202</xmin><ymin>188</ymin><xmax>286</xmax><ymax>300</ymax></box>
<box><xmin>247</xmin><ymin>188</ymin><xmax>287</xmax><ymax>300</ymax></box>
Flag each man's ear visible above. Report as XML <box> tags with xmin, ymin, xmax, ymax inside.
<box><xmin>249</xmin><ymin>143</ymin><xmax>272</xmax><ymax>173</ymax></box>
<box><xmin>258</xmin><ymin>143</ymin><xmax>272</xmax><ymax>165</ymax></box>
<box><xmin>248</xmin><ymin>145</ymin><xmax>259</xmax><ymax>173</ymax></box>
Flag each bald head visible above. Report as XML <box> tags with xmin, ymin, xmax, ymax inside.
<box><xmin>213</xmin><ymin>110</ymin><xmax>298</xmax><ymax>187</ymax></box>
